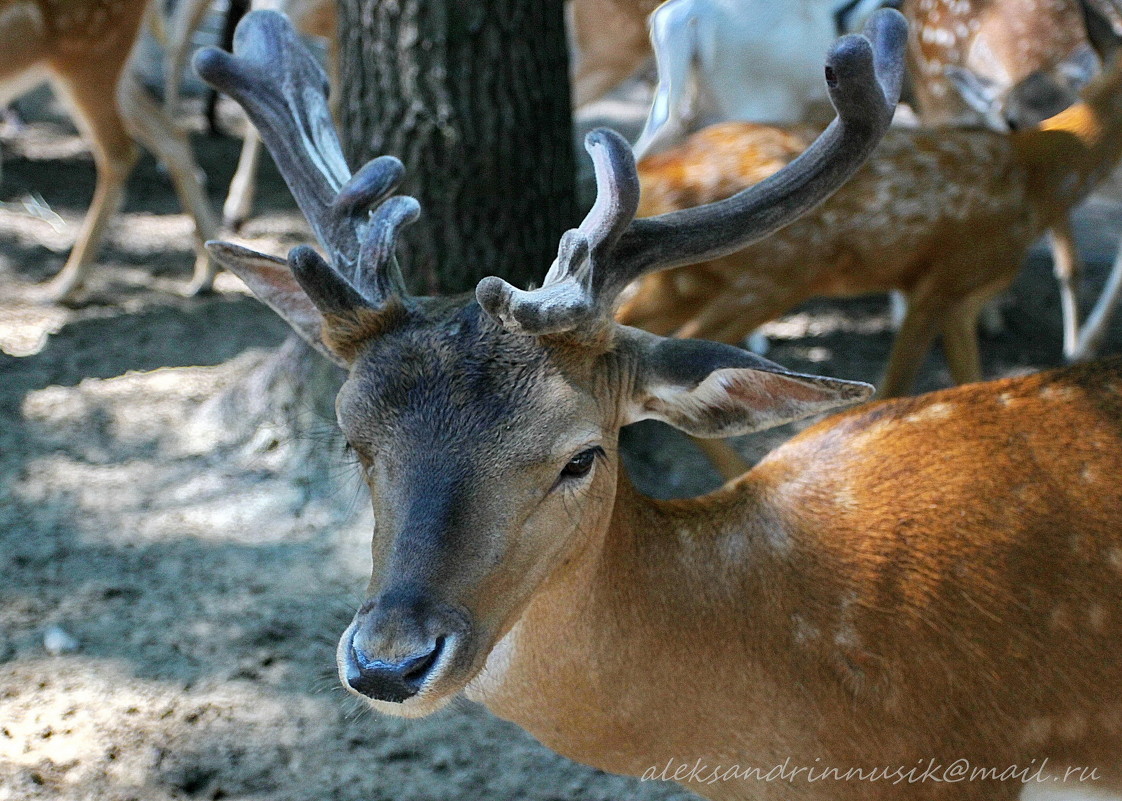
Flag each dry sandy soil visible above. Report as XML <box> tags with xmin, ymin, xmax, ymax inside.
<box><xmin>1</xmin><ymin>83</ymin><xmax>1122</xmax><ymax>801</ymax></box>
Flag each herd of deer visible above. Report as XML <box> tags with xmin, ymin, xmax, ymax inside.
<box><xmin>4</xmin><ymin>0</ymin><xmax>1122</xmax><ymax>799</ymax></box>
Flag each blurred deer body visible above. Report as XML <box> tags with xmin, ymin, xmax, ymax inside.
<box><xmin>620</xmin><ymin>57</ymin><xmax>1122</xmax><ymax>397</ymax></box>
<box><xmin>906</xmin><ymin>0</ymin><xmax>1096</xmax><ymax>127</ymax></box>
<box><xmin>569</xmin><ymin>0</ymin><xmax>663</xmax><ymax>108</ymax></box>
<box><xmin>191</xmin><ymin>12</ymin><xmax>1122</xmax><ymax>800</ymax></box>
<box><xmin>0</xmin><ymin>0</ymin><xmax>218</xmax><ymax>300</ymax></box>
<box><xmin>904</xmin><ymin>0</ymin><xmax>1115</xmax><ymax>361</ymax></box>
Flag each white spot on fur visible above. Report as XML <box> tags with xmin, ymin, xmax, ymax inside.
<box><xmin>834</xmin><ymin>626</ymin><xmax>860</xmax><ymax>648</ymax></box>
<box><xmin>1087</xmin><ymin>605</ymin><xmax>1108</xmax><ymax>633</ymax></box>
<box><xmin>1021</xmin><ymin>716</ymin><xmax>1052</xmax><ymax>746</ymax></box>
<box><xmin>792</xmin><ymin>614</ymin><xmax>819</xmax><ymax>645</ymax></box>
<box><xmin>1108</xmin><ymin>548</ymin><xmax>1122</xmax><ymax>574</ymax></box>
<box><xmin>1041</xmin><ymin>385</ymin><xmax>1078</xmax><ymax>401</ymax></box>
<box><xmin>905</xmin><ymin>401</ymin><xmax>953</xmax><ymax>423</ymax></box>
<box><xmin>719</xmin><ymin>528</ymin><xmax>748</xmax><ymax>562</ymax></box>
<box><xmin>1048</xmin><ymin>606</ymin><xmax>1069</xmax><ymax>631</ymax></box>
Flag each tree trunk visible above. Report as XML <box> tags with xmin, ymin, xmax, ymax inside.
<box><xmin>337</xmin><ymin>0</ymin><xmax>577</xmax><ymax>294</ymax></box>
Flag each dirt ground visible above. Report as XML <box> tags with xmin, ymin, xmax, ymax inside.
<box><xmin>2</xmin><ymin>81</ymin><xmax>1122</xmax><ymax>801</ymax></box>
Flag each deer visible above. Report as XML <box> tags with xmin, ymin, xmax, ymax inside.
<box><xmin>0</xmin><ymin>0</ymin><xmax>220</xmax><ymax>301</ymax></box>
<box><xmin>618</xmin><ymin>25</ymin><xmax>1122</xmax><ymax>412</ymax></box>
<box><xmin>902</xmin><ymin>0</ymin><xmax>1119</xmax><ymax>361</ymax></box>
<box><xmin>630</xmin><ymin>0</ymin><xmax>892</xmax><ymax>159</ymax></box>
<box><xmin>195</xmin><ymin>10</ymin><xmax>1122</xmax><ymax>801</ymax></box>
<box><xmin>904</xmin><ymin>0</ymin><xmax>1102</xmax><ymax>129</ymax></box>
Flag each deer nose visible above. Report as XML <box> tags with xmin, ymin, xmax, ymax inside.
<box><xmin>344</xmin><ymin>634</ymin><xmax>445</xmax><ymax>702</ymax></box>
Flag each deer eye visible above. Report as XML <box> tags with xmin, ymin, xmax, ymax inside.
<box><xmin>559</xmin><ymin>447</ymin><xmax>602</xmax><ymax>482</ymax></box>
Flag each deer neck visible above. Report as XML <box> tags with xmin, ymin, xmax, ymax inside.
<box><xmin>466</xmin><ymin>469</ymin><xmax>830</xmax><ymax>778</ymax></box>
<box><xmin>1013</xmin><ymin>55</ymin><xmax>1122</xmax><ymax>221</ymax></box>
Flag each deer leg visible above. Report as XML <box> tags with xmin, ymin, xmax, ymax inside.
<box><xmin>1048</xmin><ymin>216</ymin><xmax>1083</xmax><ymax>361</ymax></box>
<box><xmin>41</xmin><ymin>64</ymin><xmax>140</xmax><ymax>302</ymax></box>
<box><xmin>117</xmin><ymin>70</ymin><xmax>220</xmax><ymax>295</ymax></box>
<box><xmin>631</xmin><ymin>0</ymin><xmax>697</xmax><ymax>159</ymax></box>
<box><xmin>1071</xmin><ymin>232</ymin><xmax>1122</xmax><ymax>361</ymax></box>
<box><xmin>223</xmin><ymin>127</ymin><xmax>262</xmax><ymax>231</ymax></box>
<box><xmin>878</xmin><ymin>286</ymin><xmax>944</xmax><ymax>398</ymax></box>
<box><xmin>164</xmin><ymin>0</ymin><xmax>215</xmax><ymax>116</ymax></box>
<box><xmin>939</xmin><ymin>293</ymin><xmax>992</xmax><ymax>386</ymax></box>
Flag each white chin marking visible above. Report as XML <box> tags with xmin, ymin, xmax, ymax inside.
<box><xmin>365</xmin><ymin>693</ymin><xmax>454</xmax><ymax>719</ymax></box>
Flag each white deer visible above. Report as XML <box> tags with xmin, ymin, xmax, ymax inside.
<box><xmin>631</xmin><ymin>0</ymin><xmax>891</xmax><ymax>158</ymax></box>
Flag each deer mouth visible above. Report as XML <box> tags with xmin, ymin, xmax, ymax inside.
<box><xmin>335</xmin><ymin>612</ymin><xmax>475</xmax><ymax>717</ymax></box>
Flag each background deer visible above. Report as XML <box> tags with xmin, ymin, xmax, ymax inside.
<box><xmin>569</xmin><ymin>0</ymin><xmax>664</xmax><ymax>108</ymax></box>
<box><xmin>0</xmin><ymin>0</ymin><xmax>220</xmax><ymax>301</ymax></box>
<box><xmin>196</xmin><ymin>10</ymin><xmax>1122</xmax><ymax>801</ymax></box>
<box><xmin>902</xmin><ymin>0</ymin><xmax>1116</xmax><ymax>361</ymax></box>
<box><xmin>618</xmin><ymin>30</ymin><xmax>1122</xmax><ymax>400</ymax></box>
<box><xmin>905</xmin><ymin>0</ymin><xmax>1104</xmax><ymax>128</ymax></box>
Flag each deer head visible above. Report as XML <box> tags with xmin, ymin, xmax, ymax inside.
<box><xmin>195</xmin><ymin>8</ymin><xmax>905</xmax><ymax>717</ymax></box>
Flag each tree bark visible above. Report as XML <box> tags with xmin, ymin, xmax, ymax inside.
<box><xmin>337</xmin><ymin>0</ymin><xmax>577</xmax><ymax>294</ymax></box>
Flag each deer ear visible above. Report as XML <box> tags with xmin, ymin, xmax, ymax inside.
<box><xmin>206</xmin><ymin>241</ymin><xmax>349</xmax><ymax>369</ymax></box>
<box><xmin>622</xmin><ymin>330</ymin><xmax>873</xmax><ymax>437</ymax></box>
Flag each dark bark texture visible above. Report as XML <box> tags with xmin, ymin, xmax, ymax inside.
<box><xmin>337</xmin><ymin>0</ymin><xmax>577</xmax><ymax>294</ymax></box>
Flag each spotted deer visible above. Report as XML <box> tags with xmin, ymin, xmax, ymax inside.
<box><xmin>902</xmin><ymin>0</ymin><xmax>1117</xmax><ymax>360</ymax></box>
<box><xmin>0</xmin><ymin>0</ymin><xmax>220</xmax><ymax>300</ymax></box>
<box><xmin>619</xmin><ymin>30</ymin><xmax>1122</xmax><ymax>407</ymax></box>
<box><xmin>905</xmin><ymin>0</ymin><xmax>1099</xmax><ymax>127</ymax></box>
<box><xmin>194</xmin><ymin>10</ymin><xmax>1122</xmax><ymax>801</ymax></box>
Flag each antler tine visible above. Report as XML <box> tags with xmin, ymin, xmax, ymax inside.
<box><xmin>477</xmin><ymin>129</ymin><xmax>640</xmax><ymax>336</ymax></box>
<box><xmin>479</xmin><ymin>8</ymin><xmax>907</xmax><ymax>339</ymax></box>
<box><xmin>356</xmin><ymin>195</ymin><xmax>421</xmax><ymax>302</ymax></box>
<box><xmin>194</xmin><ymin>10</ymin><xmax>415</xmax><ymax>303</ymax></box>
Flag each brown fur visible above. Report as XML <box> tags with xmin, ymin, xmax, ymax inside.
<box><xmin>905</xmin><ymin>0</ymin><xmax>1091</xmax><ymax>125</ymax></box>
<box><xmin>471</xmin><ymin>359</ymin><xmax>1122</xmax><ymax>800</ymax></box>
<box><xmin>321</xmin><ymin>301</ymin><xmax>407</xmax><ymax>364</ymax></box>
<box><xmin>569</xmin><ymin>0</ymin><xmax>663</xmax><ymax>108</ymax></box>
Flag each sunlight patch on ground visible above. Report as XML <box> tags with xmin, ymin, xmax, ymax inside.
<box><xmin>16</xmin><ymin>360</ymin><xmax>356</xmax><ymax>547</ymax></box>
<box><xmin>0</xmin><ymin>301</ymin><xmax>67</xmax><ymax>356</ymax></box>
<box><xmin>0</xmin><ymin>658</ymin><xmax>337</xmax><ymax>801</ymax></box>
